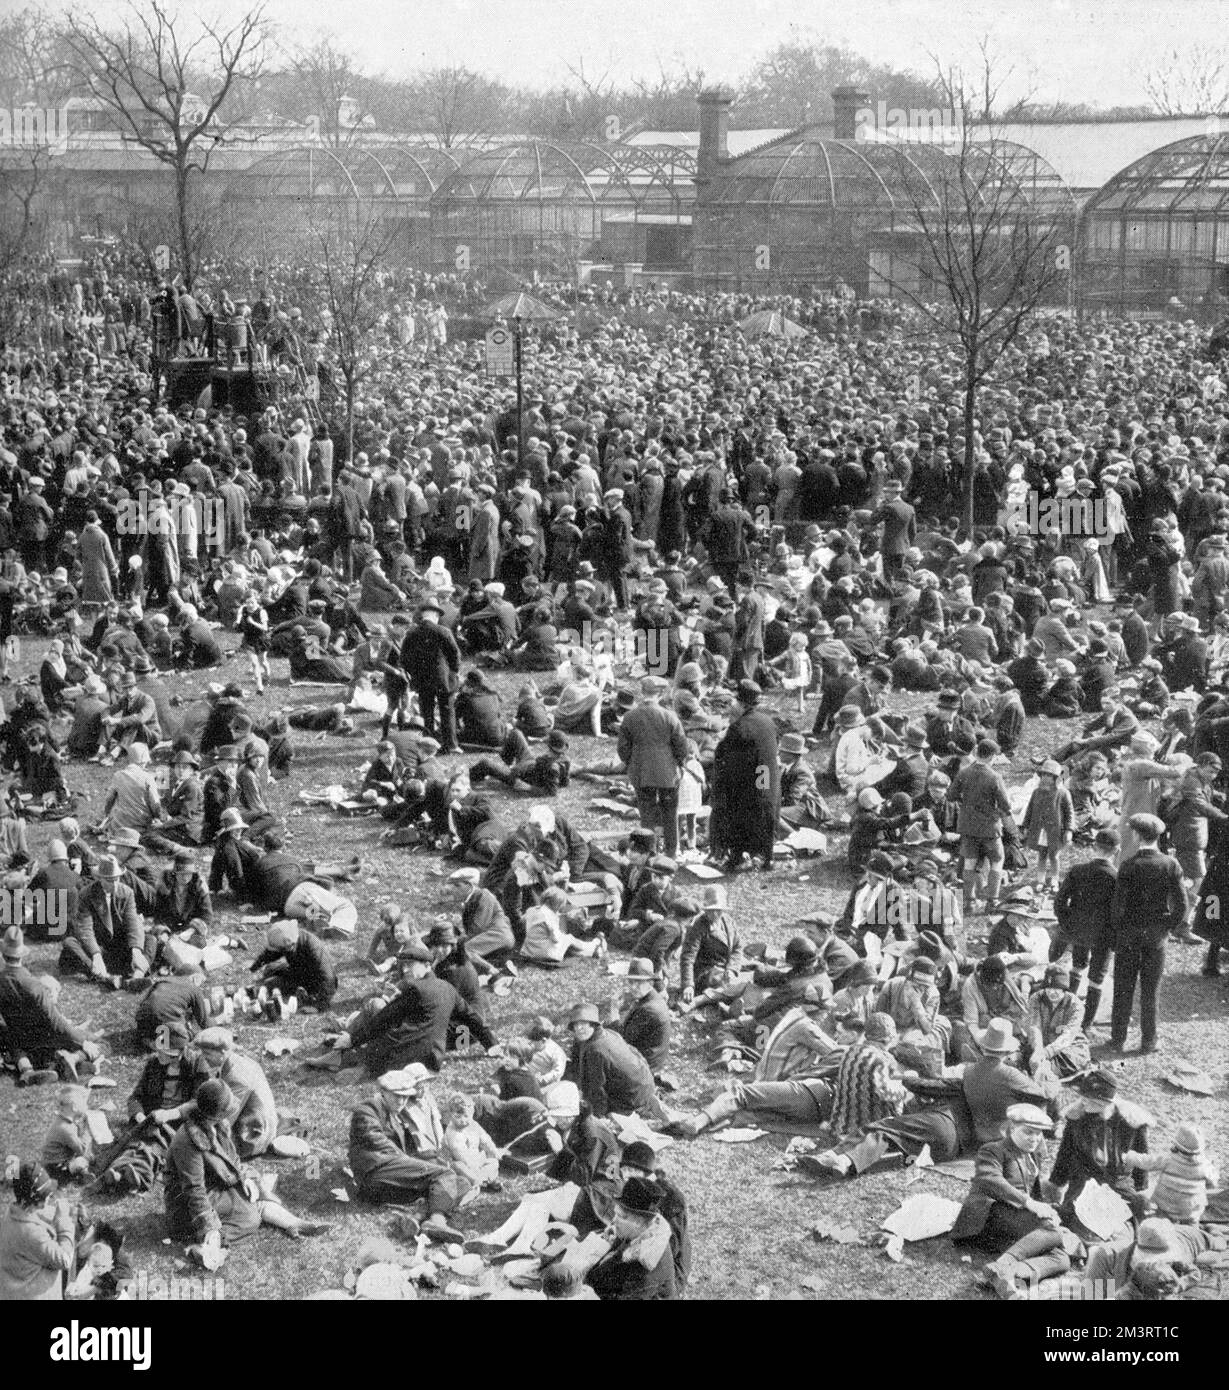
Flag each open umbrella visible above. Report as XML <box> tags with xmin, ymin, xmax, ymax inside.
<box><xmin>737</xmin><ymin>310</ymin><xmax>807</xmax><ymax>339</ymax></box>
<box><xmin>484</xmin><ymin>291</ymin><xmax>562</xmax><ymax>321</ymax></box>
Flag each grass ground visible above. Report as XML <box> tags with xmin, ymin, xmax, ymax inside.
<box><xmin>4</xmin><ymin>619</ymin><xmax>1227</xmax><ymax>1301</ymax></box>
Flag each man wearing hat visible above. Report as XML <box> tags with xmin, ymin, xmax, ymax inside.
<box><xmin>471</xmin><ymin>729</ymin><xmax>572</xmax><ymax>797</ymax></box>
<box><xmin>951</xmin><ymin>1102</ymin><xmax>1071</xmax><ymax>1299</ymax></box>
<box><xmin>618</xmin><ymin>1141</ymin><xmax>691</xmax><ymax>1294</ymax></box>
<box><xmin>869</xmin><ymin>475</ymin><xmax>916</xmax><ymax>576</ymax></box>
<box><xmin>711</xmin><ymin>679</ymin><xmax>780</xmax><ymax>873</ymax></box>
<box><xmin>348</xmin><ymin>1065</ymin><xmax>473</xmax><ymax>1226</ymax></box>
<box><xmin>244</xmin><ymin>900</ymin><xmax>332</xmax><ymax>1002</ymax></box>
<box><xmin>195</xmin><ymin>1026</ymin><xmax>279</xmax><ymax>1159</ymax></box>
<box><xmin>60</xmin><ymin>855</ymin><xmax>149</xmax><ymax>987</ymax></box>
<box><xmin>0</xmin><ymin>927</ymin><xmax>101</xmax><ymax>1085</ymax></box>
<box><xmin>201</xmin><ymin>745</ymin><xmax>242</xmax><ymax>844</ymax></box>
<box><xmin>731</xmin><ymin>570</ymin><xmax>765</xmax><ymax>683</ymax></box>
<box><xmin>584</xmin><ymin>1173</ymin><xmax>679</xmax><ymax>1301</ymax></box>
<box><xmin>875</xmin><ymin>723</ymin><xmax>931</xmax><ymax>802</ymax></box>
<box><xmin>616</xmin><ymin>677</ymin><xmax>689</xmax><ymax>857</ymax></box>
<box><xmin>399</xmin><ymin>600</ymin><xmax>462</xmax><ymax>754</ymax></box>
<box><xmin>951</xmin><ymin>739</ymin><xmax>1014</xmax><ymax>915</ymax></box>
<box><xmin>1107</xmin><ymin>813</ymin><xmax>1188</xmax><ymax>1055</ymax></box>
<box><xmin>567</xmin><ymin>1002</ymin><xmax>664</xmax><ymax>1121</ymax></box>
<box><xmin>778</xmin><ymin>732</ymin><xmax>831</xmax><ymax>832</ymax></box>
<box><xmin>100</xmin><ymin>669</ymin><xmax>160</xmax><ymax>757</ymax></box>
<box><xmin>106</xmin><ymin>825</ymin><xmax>156</xmax><ymax>897</ymax></box>
<box><xmin>324</xmin><ymin>940</ymin><xmax>494</xmax><ymax>1075</ymax></box>
<box><xmin>605</xmin><ymin>958</ymin><xmax>672</xmax><ymax>1077</ymax></box>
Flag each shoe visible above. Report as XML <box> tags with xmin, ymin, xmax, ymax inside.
<box><xmin>303</xmin><ymin>1051</ymin><xmax>343</xmax><ymax>1071</ymax></box>
<box><xmin>421</xmin><ymin>1213</ymin><xmax>464</xmax><ymax>1244</ymax></box>
<box><xmin>17</xmin><ymin>1067</ymin><xmax>59</xmax><ymax>1087</ymax></box>
<box><xmin>1201</xmin><ymin>966</ymin><xmax>1222</xmax><ymax>979</ymax></box>
<box><xmin>1139</xmin><ymin>1042</ymin><xmax>1159</xmax><ymax>1055</ymax></box>
<box><xmin>55</xmin><ymin>1049</ymin><xmax>81</xmax><ymax>1082</ymax></box>
<box><xmin>290</xmin><ymin>1222</ymin><xmax>332</xmax><ymax>1239</ymax></box>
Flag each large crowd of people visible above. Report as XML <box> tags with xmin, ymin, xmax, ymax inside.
<box><xmin>0</xmin><ymin>237</ymin><xmax>1227</xmax><ymax>1303</ymax></box>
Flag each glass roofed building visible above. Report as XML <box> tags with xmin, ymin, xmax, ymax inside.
<box><xmin>691</xmin><ymin>87</ymin><xmax>1075</xmax><ymax>299</ymax></box>
<box><xmin>428</xmin><ymin>140</ymin><xmax>695</xmax><ymax>277</ymax></box>
<box><xmin>221</xmin><ymin>144</ymin><xmax>461</xmax><ymax>260</ymax></box>
<box><xmin>1080</xmin><ymin>132</ymin><xmax>1229</xmax><ymax>316</ymax></box>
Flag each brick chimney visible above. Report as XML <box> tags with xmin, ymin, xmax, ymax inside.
<box><xmin>832</xmin><ymin>85</ymin><xmax>871</xmax><ymax>140</ymax></box>
<box><xmin>696</xmin><ymin>87</ymin><xmax>735</xmax><ymax>184</ymax></box>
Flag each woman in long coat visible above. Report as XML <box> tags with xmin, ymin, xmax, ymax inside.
<box><xmin>79</xmin><ymin>514</ymin><xmax>118</xmax><ymax>607</ymax></box>
<box><xmin>711</xmin><ymin>680</ymin><xmax>780</xmax><ymax>871</ymax></box>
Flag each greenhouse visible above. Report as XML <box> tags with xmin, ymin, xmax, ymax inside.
<box><xmin>220</xmin><ymin>144</ymin><xmax>462</xmax><ymax>261</ymax></box>
<box><xmin>428</xmin><ymin>140</ymin><xmax>695</xmax><ymax>278</ymax></box>
<box><xmin>691</xmin><ymin>98</ymin><xmax>1075</xmax><ymax>297</ymax></box>
<box><xmin>1079</xmin><ymin>132</ymin><xmax>1229</xmax><ymax>317</ymax></box>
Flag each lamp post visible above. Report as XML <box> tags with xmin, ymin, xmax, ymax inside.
<box><xmin>514</xmin><ymin>312</ymin><xmax>524</xmax><ymax>463</ymax></box>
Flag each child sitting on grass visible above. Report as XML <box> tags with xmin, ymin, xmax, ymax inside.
<box><xmin>42</xmin><ymin>1084</ymin><xmax>93</xmax><ymax>1180</ymax></box>
<box><xmin>1125</xmin><ymin>1124</ymin><xmax>1219</xmax><ymax>1225</ymax></box>
<box><xmin>442</xmin><ymin>1092</ymin><xmax>501</xmax><ymax>1186</ymax></box>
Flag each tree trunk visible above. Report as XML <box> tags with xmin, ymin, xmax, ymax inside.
<box><xmin>345</xmin><ymin>370</ymin><xmax>355</xmax><ymax>465</ymax></box>
<box><xmin>175</xmin><ymin>164</ymin><xmax>194</xmax><ymax>291</ymax></box>
<box><xmin>962</xmin><ymin>352</ymin><xmax>978</xmax><ymax>539</ymax></box>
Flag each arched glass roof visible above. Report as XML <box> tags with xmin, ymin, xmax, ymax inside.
<box><xmin>223</xmin><ymin>144</ymin><xmax>461</xmax><ymax>202</ymax></box>
<box><xmin>1085</xmin><ymin>133</ymin><xmax>1229</xmax><ymax>217</ymax></box>
<box><xmin>704</xmin><ymin>129</ymin><xmax>1073</xmax><ymax>217</ymax></box>
<box><xmin>432</xmin><ymin>140</ymin><xmax>695</xmax><ymax>214</ymax></box>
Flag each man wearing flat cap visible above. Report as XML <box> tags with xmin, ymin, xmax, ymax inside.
<box><xmin>348</xmin><ymin>1065</ymin><xmax>472</xmax><ymax>1225</ymax></box>
<box><xmin>951</xmin><ymin>1102</ymin><xmax>1072</xmax><ymax>1299</ymax></box>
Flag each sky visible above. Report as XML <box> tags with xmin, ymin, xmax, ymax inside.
<box><xmin>30</xmin><ymin>0</ymin><xmax>1229</xmax><ymax>109</ymax></box>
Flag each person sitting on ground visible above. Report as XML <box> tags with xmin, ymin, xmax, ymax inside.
<box><xmin>164</xmin><ymin>1078</ymin><xmax>326</xmax><ymax>1268</ymax></box>
<box><xmin>951</xmin><ymin>1102</ymin><xmax>1071</xmax><ymax>1301</ymax></box>
<box><xmin>194</xmin><ymin>1027</ymin><xmax>280</xmax><ymax>1160</ymax></box>
<box><xmin>584</xmin><ymin>1175</ymin><xmax>679</xmax><ymax>1302</ymax></box>
<box><xmin>249</xmin><ymin>921</ymin><xmax>338</xmax><ymax>1008</ymax></box>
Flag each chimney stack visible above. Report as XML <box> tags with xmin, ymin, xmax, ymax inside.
<box><xmin>832</xmin><ymin>85</ymin><xmax>871</xmax><ymax>140</ymax></box>
<box><xmin>696</xmin><ymin>87</ymin><xmax>735</xmax><ymax>184</ymax></box>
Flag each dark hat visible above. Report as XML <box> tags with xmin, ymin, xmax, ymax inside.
<box><xmin>736</xmin><ymin>680</ymin><xmax>761</xmax><ymax>706</ymax></box>
<box><xmin>568</xmin><ymin>1003</ymin><xmax>600</xmax><ymax>1026</ymax></box>
<box><xmin>194</xmin><ymin>1078</ymin><xmax>238</xmax><ymax>1122</ymax></box>
<box><xmin>620</xmin><ymin>1140</ymin><xmax>658</xmax><ymax>1172</ymax></box>
<box><xmin>936</xmin><ymin>690</ymin><xmax>961</xmax><ymax>710</ymax></box>
<box><xmin>617</xmin><ymin>1175</ymin><xmax>665</xmax><ymax>1215</ymax></box>
<box><xmin>779</xmin><ymin>732</ymin><xmax>807</xmax><ymax>756</ymax></box>
<box><xmin>1071</xmin><ymin>1067</ymin><xmax>1118</xmax><ymax>1101</ymax></box>
<box><xmin>546</xmin><ymin>731</ymin><xmax>569</xmax><ymax>752</ymax></box>
<box><xmin>648</xmin><ymin>854</ymin><xmax>676</xmax><ymax>875</ymax></box>
<box><xmin>843</xmin><ymin>959</ymin><xmax>878</xmax><ymax>988</ymax></box>
<box><xmin>785</xmin><ymin>935</ymin><xmax>819</xmax><ymax>965</ymax></box>
<box><xmin>397</xmin><ymin>941</ymin><xmax>433</xmax><ymax>964</ymax></box>
<box><xmin>866</xmin><ymin>850</ymin><xmax>896</xmax><ymax>877</ymax></box>
<box><xmin>418</xmin><ymin>598</ymin><xmax>444</xmax><ymax>616</ymax></box>
<box><xmin>909</xmin><ymin>956</ymin><xmax>937</xmax><ymax>978</ymax></box>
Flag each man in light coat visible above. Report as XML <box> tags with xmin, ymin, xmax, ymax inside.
<box><xmin>617</xmin><ymin>676</ymin><xmax>688</xmax><ymax>857</ymax></box>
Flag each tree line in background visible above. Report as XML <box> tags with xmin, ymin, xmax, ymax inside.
<box><xmin>2</xmin><ymin>2</ymin><xmax>1226</xmax><ymax>152</ymax></box>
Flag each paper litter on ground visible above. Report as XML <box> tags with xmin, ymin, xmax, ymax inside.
<box><xmin>880</xmin><ymin>1192</ymin><xmax>963</xmax><ymax>1241</ymax></box>
<box><xmin>612</xmin><ymin>1113</ymin><xmax>674</xmax><ymax>1150</ymax></box>
<box><xmin>683</xmin><ymin>863</ymin><xmax>726</xmax><ymax>880</ymax></box>
<box><xmin>711</xmin><ymin>1127</ymin><xmax>767</xmax><ymax>1143</ymax></box>
<box><xmin>1163</xmin><ymin>1064</ymin><xmax>1218</xmax><ymax>1095</ymax></box>
<box><xmin>265</xmin><ymin>1036</ymin><xmax>302</xmax><ymax>1057</ymax></box>
<box><xmin>1074</xmin><ymin>1180</ymin><xmax>1133</xmax><ymax>1241</ymax></box>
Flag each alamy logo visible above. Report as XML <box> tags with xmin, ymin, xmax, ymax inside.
<box><xmin>49</xmin><ymin>1321</ymin><xmax>152</xmax><ymax>1371</ymax></box>
<box><xmin>854</xmin><ymin>101</ymin><xmax>962</xmax><ymax>143</ymax></box>
<box><xmin>1007</xmin><ymin>489</ymin><xmax>1110</xmax><ymax>540</ymax></box>
<box><xmin>0</xmin><ymin>105</ymin><xmax>70</xmax><ymax>148</ymax></box>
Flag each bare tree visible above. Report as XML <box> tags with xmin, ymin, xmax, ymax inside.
<box><xmin>1145</xmin><ymin>45</ymin><xmax>1229</xmax><ymax>115</ymax></box>
<box><xmin>629</xmin><ymin>61</ymin><xmax>709</xmax><ymax>131</ymax></box>
<box><xmin>64</xmin><ymin>1</ymin><xmax>269</xmax><ymax>288</ymax></box>
<box><xmin>286</xmin><ymin>37</ymin><xmax>368</xmax><ymax>146</ymax></box>
<box><xmin>0</xmin><ymin>147</ymin><xmax>50</xmax><ymax>339</ymax></box>
<box><xmin>876</xmin><ymin>70</ymin><xmax>1073</xmax><ymax>534</ymax></box>
<box><xmin>0</xmin><ymin>6</ymin><xmax>78</xmax><ymax>105</ymax></box>
<box><xmin>310</xmin><ymin>199</ymin><xmax>394</xmax><ymax>462</ymax></box>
